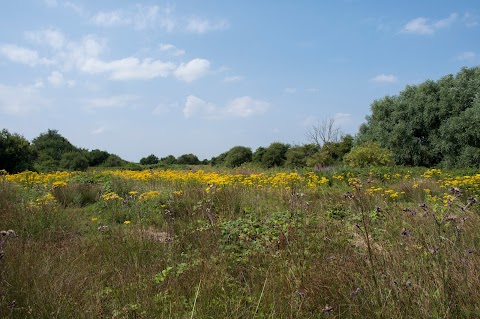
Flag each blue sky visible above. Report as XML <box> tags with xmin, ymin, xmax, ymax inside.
<box><xmin>0</xmin><ymin>1</ymin><xmax>479</xmax><ymax>161</ymax></box>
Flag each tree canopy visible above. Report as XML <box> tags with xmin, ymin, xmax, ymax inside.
<box><xmin>357</xmin><ymin>66</ymin><xmax>480</xmax><ymax>167</ymax></box>
<box><xmin>0</xmin><ymin>129</ymin><xmax>36</xmax><ymax>173</ymax></box>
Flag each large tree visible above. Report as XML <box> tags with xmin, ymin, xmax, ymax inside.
<box><xmin>358</xmin><ymin>66</ymin><xmax>480</xmax><ymax>167</ymax></box>
<box><xmin>31</xmin><ymin>129</ymin><xmax>78</xmax><ymax>170</ymax></box>
<box><xmin>0</xmin><ymin>129</ymin><xmax>36</xmax><ymax>173</ymax></box>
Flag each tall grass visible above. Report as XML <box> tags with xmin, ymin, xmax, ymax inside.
<box><xmin>1</xmin><ymin>168</ymin><xmax>479</xmax><ymax>318</ymax></box>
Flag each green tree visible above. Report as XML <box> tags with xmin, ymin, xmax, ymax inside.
<box><xmin>261</xmin><ymin>142</ymin><xmax>290</xmax><ymax>168</ymax></box>
<box><xmin>60</xmin><ymin>151</ymin><xmax>89</xmax><ymax>171</ymax></box>
<box><xmin>210</xmin><ymin>151</ymin><xmax>228</xmax><ymax>166</ymax></box>
<box><xmin>140</xmin><ymin>154</ymin><xmax>159</xmax><ymax>165</ymax></box>
<box><xmin>160</xmin><ymin>155</ymin><xmax>177</xmax><ymax>165</ymax></box>
<box><xmin>252</xmin><ymin>147</ymin><xmax>266</xmax><ymax>164</ymax></box>
<box><xmin>224</xmin><ymin>146</ymin><xmax>252</xmax><ymax>168</ymax></box>
<box><xmin>285</xmin><ymin>144</ymin><xmax>318</xmax><ymax>168</ymax></box>
<box><xmin>0</xmin><ymin>129</ymin><xmax>36</xmax><ymax>173</ymax></box>
<box><xmin>31</xmin><ymin>129</ymin><xmax>78</xmax><ymax>170</ymax></box>
<box><xmin>176</xmin><ymin>153</ymin><xmax>200</xmax><ymax>165</ymax></box>
<box><xmin>357</xmin><ymin>66</ymin><xmax>480</xmax><ymax>167</ymax></box>
<box><xmin>103</xmin><ymin>154</ymin><xmax>126</xmax><ymax>167</ymax></box>
<box><xmin>88</xmin><ymin>149</ymin><xmax>110</xmax><ymax>166</ymax></box>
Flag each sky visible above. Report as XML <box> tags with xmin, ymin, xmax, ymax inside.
<box><xmin>0</xmin><ymin>1</ymin><xmax>479</xmax><ymax>162</ymax></box>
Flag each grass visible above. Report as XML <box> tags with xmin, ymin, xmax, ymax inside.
<box><xmin>0</xmin><ymin>167</ymin><xmax>479</xmax><ymax>318</ymax></box>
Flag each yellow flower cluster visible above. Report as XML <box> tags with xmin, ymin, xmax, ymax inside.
<box><xmin>440</xmin><ymin>174</ymin><xmax>480</xmax><ymax>197</ymax></box>
<box><xmin>101</xmin><ymin>192</ymin><xmax>123</xmax><ymax>201</ymax></box>
<box><xmin>6</xmin><ymin>171</ymin><xmax>72</xmax><ymax>188</ymax></box>
<box><xmin>138</xmin><ymin>190</ymin><xmax>161</xmax><ymax>200</ymax></box>
<box><xmin>35</xmin><ymin>193</ymin><xmax>57</xmax><ymax>206</ymax></box>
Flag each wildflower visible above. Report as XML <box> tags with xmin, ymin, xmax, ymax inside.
<box><xmin>123</xmin><ymin>220</ymin><xmax>131</xmax><ymax>225</ymax></box>
<box><xmin>91</xmin><ymin>217</ymin><xmax>98</xmax><ymax>222</ymax></box>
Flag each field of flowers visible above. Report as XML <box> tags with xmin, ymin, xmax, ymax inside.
<box><xmin>1</xmin><ymin>167</ymin><xmax>480</xmax><ymax>318</ymax></box>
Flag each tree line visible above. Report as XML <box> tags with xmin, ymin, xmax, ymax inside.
<box><xmin>1</xmin><ymin>66</ymin><xmax>479</xmax><ymax>173</ymax></box>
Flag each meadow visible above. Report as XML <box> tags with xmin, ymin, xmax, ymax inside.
<box><xmin>1</xmin><ymin>166</ymin><xmax>480</xmax><ymax>318</ymax></box>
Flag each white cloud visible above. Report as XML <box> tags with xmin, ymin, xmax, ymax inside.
<box><xmin>174</xmin><ymin>58</ymin><xmax>210</xmax><ymax>82</ymax></box>
<box><xmin>91</xmin><ymin>10</ymin><xmax>126</xmax><ymax>27</ymax></box>
<box><xmin>91</xmin><ymin>5</ymin><xmax>176</xmax><ymax>31</ymax></box>
<box><xmin>25</xmin><ymin>28</ymin><xmax>66</xmax><ymax>50</ymax></box>
<box><xmin>84</xmin><ymin>95</ymin><xmax>139</xmax><ymax>110</ymax></box>
<box><xmin>0</xmin><ymin>83</ymin><xmax>49</xmax><ymax>115</ymax></box>
<box><xmin>81</xmin><ymin>57</ymin><xmax>176</xmax><ymax>80</ymax></box>
<box><xmin>183</xmin><ymin>95</ymin><xmax>216</xmax><ymax>118</ymax></box>
<box><xmin>223</xmin><ymin>75</ymin><xmax>243</xmax><ymax>83</ymax></box>
<box><xmin>370</xmin><ymin>74</ymin><xmax>398</xmax><ymax>83</ymax></box>
<box><xmin>183</xmin><ymin>95</ymin><xmax>269</xmax><ymax>119</ymax></box>
<box><xmin>402</xmin><ymin>13</ymin><xmax>458</xmax><ymax>35</ymax></box>
<box><xmin>223</xmin><ymin>96</ymin><xmax>269</xmax><ymax>118</ymax></box>
<box><xmin>43</xmin><ymin>0</ymin><xmax>82</xmax><ymax>14</ymax></box>
<box><xmin>185</xmin><ymin>17</ymin><xmax>229</xmax><ymax>33</ymax></box>
<box><xmin>456</xmin><ymin>51</ymin><xmax>476</xmax><ymax>61</ymax></box>
<box><xmin>159</xmin><ymin>43</ymin><xmax>185</xmax><ymax>56</ymax></box>
<box><xmin>48</xmin><ymin>71</ymin><xmax>64</xmax><ymax>87</ymax></box>
<box><xmin>0</xmin><ymin>44</ymin><xmax>53</xmax><ymax>66</ymax></box>
<box><xmin>402</xmin><ymin>18</ymin><xmax>434</xmax><ymax>35</ymax></box>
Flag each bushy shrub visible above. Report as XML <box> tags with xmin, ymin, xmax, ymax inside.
<box><xmin>343</xmin><ymin>142</ymin><xmax>393</xmax><ymax>167</ymax></box>
<box><xmin>224</xmin><ymin>146</ymin><xmax>252</xmax><ymax>168</ymax></box>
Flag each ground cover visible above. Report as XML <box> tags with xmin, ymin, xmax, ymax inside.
<box><xmin>1</xmin><ymin>167</ymin><xmax>480</xmax><ymax>318</ymax></box>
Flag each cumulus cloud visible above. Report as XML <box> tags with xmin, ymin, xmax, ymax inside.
<box><xmin>84</xmin><ymin>94</ymin><xmax>139</xmax><ymax>110</ymax></box>
<box><xmin>0</xmin><ymin>83</ymin><xmax>49</xmax><ymax>114</ymax></box>
<box><xmin>0</xmin><ymin>44</ymin><xmax>53</xmax><ymax>66</ymax></box>
<box><xmin>25</xmin><ymin>28</ymin><xmax>66</xmax><ymax>50</ymax></box>
<box><xmin>185</xmin><ymin>17</ymin><xmax>229</xmax><ymax>33</ymax></box>
<box><xmin>370</xmin><ymin>74</ymin><xmax>398</xmax><ymax>83</ymax></box>
<box><xmin>174</xmin><ymin>58</ymin><xmax>210</xmax><ymax>82</ymax></box>
<box><xmin>159</xmin><ymin>43</ymin><xmax>185</xmax><ymax>56</ymax></box>
<box><xmin>81</xmin><ymin>57</ymin><xmax>176</xmax><ymax>80</ymax></box>
<box><xmin>91</xmin><ymin>5</ymin><xmax>175</xmax><ymax>31</ymax></box>
<box><xmin>402</xmin><ymin>13</ymin><xmax>458</xmax><ymax>35</ymax></box>
<box><xmin>223</xmin><ymin>96</ymin><xmax>269</xmax><ymax>118</ymax></box>
<box><xmin>91</xmin><ymin>10</ymin><xmax>126</xmax><ymax>27</ymax></box>
<box><xmin>183</xmin><ymin>95</ymin><xmax>269</xmax><ymax>119</ymax></box>
<box><xmin>183</xmin><ymin>95</ymin><xmax>216</xmax><ymax>118</ymax></box>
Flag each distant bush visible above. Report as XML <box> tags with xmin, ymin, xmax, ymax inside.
<box><xmin>224</xmin><ymin>146</ymin><xmax>252</xmax><ymax>168</ymax></box>
<box><xmin>140</xmin><ymin>154</ymin><xmax>159</xmax><ymax>165</ymax></box>
<box><xmin>343</xmin><ymin>142</ymin><xmax>393</xmax><ymax>167</ymax></box>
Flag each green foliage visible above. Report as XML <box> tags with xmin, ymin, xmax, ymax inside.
<box><xmin>176</xmin><ymin>153</ymin><xmax>200</xmax><ymax>165</ymax></box>
<box><xmin>358</xmin><ymin>66</ymin><xmax>480</xmax><ymax>167</ymax></box>
<box><xmin>285</xmin><ymin>144</ymin><xmax>318</xmax><ymax>168</ymax></box>
<box><xmin>159</xmin><ymin>155</ymin><xmax>177</xmax><ymax>165</ymax></box>
<box><xmin>0</xmin><ymin>129</ymin><xmax>36</xmax><ymax>173</ymax></box>
<box><xmin>210</xmin><ymin>151</ymin><xmax>228</xmax><ymax>166</ymax></box>
<box><xmin>252</xmin><ymin>147</ymin><xmax>266</xmax><ymax>163</ymax></box>
<box><xmin>60</xmin><ymin>151</ymin><xmax>89</xmax><ymax>171</ymax></box>
<box><xmin>259</xmin><ymin>142</ymin><xmax>290</xmax><ymax>168</ymax></box>
<box><xmin>224</xmin><ymin>146</ymin><xmax>252</xmax><ymax>168</ymax></box>
<box><xmin>102</xmin><ymin>154</ymin><xmax>126</xmax><ymax>167</ymax></box>
<box><xmin>32</xmin><ymin>129</ymin><xmax>78</xmax><ymax>169</ymax></box>
<box><xmin>140</xmin><ymin>154</ymin><xmax>159</xmax><ymax>165</ymax></box>
<box><xmin>87</xmin><ymin>149</ymin><xmax>110</xmax><ymax>166</ymax></box>
<box><xmin>343</xmin><ymin>141</ymin><xmax>393</xmax><ymax>167</ymax></box>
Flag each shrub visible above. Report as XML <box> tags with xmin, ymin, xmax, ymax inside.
<box><xmin>343</xmin><ymin>142</ymin><xmax>393</xmax><ymax>167</ymax></box>
<box><xmin>224</xmin><ymin>146</ymin><xmax>252</xmax><ymax>168</ymax></box>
